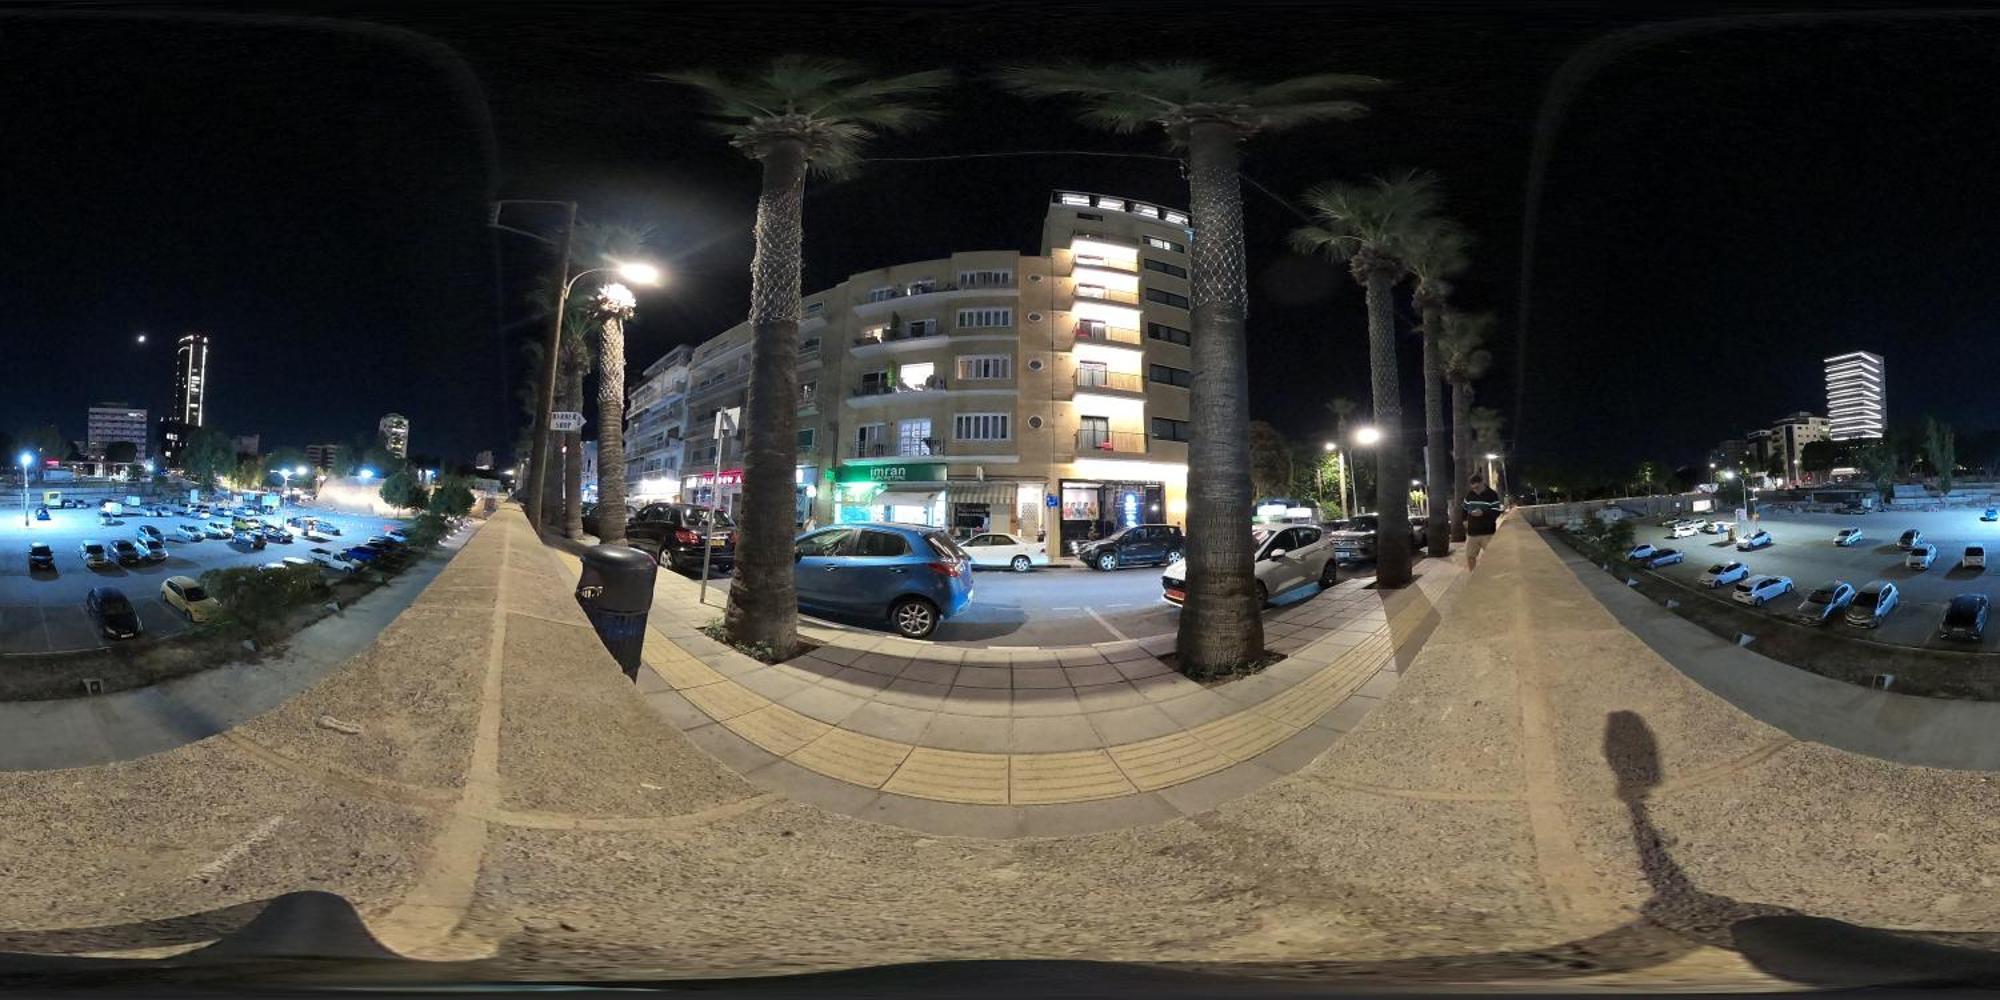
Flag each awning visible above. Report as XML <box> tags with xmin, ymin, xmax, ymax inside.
<box><xmin>871</xmin><ymin>490</ymin><xmax>944</xmax><ymax>508</ymax></box>
<box><xmin>944</xmin><ymin>483</ymin><xmax>1024</xmax><ymax>508</ymax></box>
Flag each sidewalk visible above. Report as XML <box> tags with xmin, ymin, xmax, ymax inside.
<box><xmin>545</xmin><ymin>542</ymin><xmax>1468</xmax><ymax>836</ymax></box>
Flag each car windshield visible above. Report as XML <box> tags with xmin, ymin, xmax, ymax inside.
<box><xmin>99</xmin><ymin>595</ymin><xmax>131</xmax><ymax>613</ymax></box>
<box><xmin>1854</xmin><ymin>590</ymin><xmax>1880</xmax><ymax>609</ymax></box>
<box><xmin>12</xmin><ymin>9</ymin><xmax>2000</xmax><ymax>994</ymax></box>
<box><xmin>1946</xmin><ymin>600</ymin><xmax>1984</xmax><ymax>624</ymax></box>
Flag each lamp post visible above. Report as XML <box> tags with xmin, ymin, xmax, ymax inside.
<box><xmin>18</xmin><ymin>452</ymin><xmax>31</xmax><ymax>527</ymax></box>
<box><xmin>1320</xmin><ymin>441</ymin><xmax>1336</xmax><ymax>515</ymax></box>
<box><xmin>1351</xmin><ymin>426</ymin><xmax>1382</xmax><ymax>518</ymax></box>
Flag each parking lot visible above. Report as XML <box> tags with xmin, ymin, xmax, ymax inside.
<box><xmin>0</xmin><ymin>501</ymin><xmax>405</xmax><ymax>653</ymax></box>
<box><xmin>1637</xmin><ymin>507</ymin><xmax>2000</xmax><ymax>650</ymax></box>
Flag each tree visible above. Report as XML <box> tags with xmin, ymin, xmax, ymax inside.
<box><xmin>1293</xmin><ymin>171</ymin><xmax>1443</xmax><ymax>588</ymax></box>
<box><xmin>1441</xmin><ymin>311</ymin><xmax>1493</xmax><ymax>540</ymax></box>
<box><xmin>232</xmin><ymin>455</ymin><xmax>264</xmax><ymax>491</ymax></box>
<box><xmin>1854</xmin><ymin>441</ymin><xmax>1899</xmax><ymax>501</ymax></box>
<box><xmin>1000</xmin><ymin>62</ymin><xmax>1381</xmax><ymax>672</ymax></box>
<box><xmin>184</xmin><ymin>427</ymin><xmax>235</xmax><ymax>491</ymax></box>
<box><xmin>1469</xmin><ymin>406</ymin><xmax>1506</xmax><ymax>494</ymax></box>
<box><xmin>1798</xmin><ymin>440</ymin><xmax>1841</xmax><ymax>479</ymax></box>
<box><xmin>379</xmin><ymin>468</ymin><xmax>428</xmax><ymax>511</ymax></box>
<box><xmin>16</xmin><ymin>424</ymin><xmax>62</xmax><ymax>473</ymax></box>
<box><xmin>587</xmin><ymin>282</ymin><xmax>640</xmax><ymax>545</ymax></box>
<box><xmin>199</xmin><ymin>565</ymin><xmax>327</xmax><ymax>639</ymax></box>
<box><xmin>1247</xmin><ymin>421</ymin><xmax>1294</xmax><ymax>499</ymax></box>
<box><xmin>1404</xmin><ymin>215</ymin><xmax>1471</xmax><ymax>558</ymax></box>
<box><xmin>663</xmin><ymin>56</ymin><xmax>951</xmax><ymax>659</ymax></box>
<box><xmin>102</xmin><ymin>441</ymin><xmax>138</xmax><ymax>464</ymax></box>
<box><xmin>428</xmin><ymin>476</ymin><xmax>476</xmax><ymax>518</ymax></box>
<box><xmin>1926</xmin><ymin>416</ymin><xmax>1957</xmax><ymax>495</ymax></box>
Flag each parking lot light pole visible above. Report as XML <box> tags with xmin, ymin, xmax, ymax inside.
<box><xmin>18</xmin><ymin>452</ymin><xmax>31</xmax><ymax>526</ymax></box>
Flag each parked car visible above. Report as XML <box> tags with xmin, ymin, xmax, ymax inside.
<box><xmin>1845</xmin><ymin>580</ymin><xmax>1900</xmax><ymax>628</ymax></box>
<box><xmin>177</xmin><ymin>523</ymin><xmax>207</xmax><ymax>542</ymax></box>
<box><xmin>1939</xmin><ymin>593</ymin><xmax>1991</xmax><ymax>642</ymax></box>
<box><xmin>309</xmin><ymin>547</ymin><xmax>359</xmax><ymax>573</ymax></box>
<box><xmin>1699</xmin><ymin>561</ymin><xmax>1749</xmax><ymax>587</ymax></box>
<box><xmin>28</xmin><ymin>542</ymin><xmax>54</xmax><ymax>572</ymax></box>
<box><xmin>232</xmin><ymin>529</ymin><xmax>267</xmax><ymax>550</ymax></box>
<box><xmin>1736</xmin><ymin>530</ymin><xmax>1773</xmax><ymax>551</ymax></box>
<box><xmin>78</xmin><ymin>540</ymin><xmax>110</xmax><ymax>569</ymax></box>
<box><xmin>136</xmin><ymin>524</ymin><xmax>164</xmax><ymax>544</ymax></box>
<box><xmin>1731</xmin><ymin>574</ymin><xmax>1794</xmax><ymax>607</ymax></box>
<box><xmin>134</xmin><ymin>534</ymin><xmax>167</xmax><ymax>562</ymax></box>
<box><xmin>1838</xmin><ymin>503</ymin><xmax>1870</xmax><ymax>514</ymax></box>
<box><xmin>1642</xmin><ymin>548</ymin><xmax>1685</xmax><ymax>568</ymax></box>
<box><xmin>1898</xmin><ymin>528</ymin><xmax>1922</xmax><ymax>550</ymax></box>
<box><xmin>302</xmin><ymin>525</ymin><xmax>334</xmax><ymax>542</ymax></box>
<box><xmin>1984</xmin><ymin>508</ymin><xmax>1998</xmax><ymax>522</ymax></box>
<box><xmin>1700</xmin><ymin>520</ymin><xmax>1731</xmax><ymax>534</ymax></box>
<box><xmin>626</xmin><ymin>502</ymin><xmax>736</xmax><ymax>573</ymax></box>
<box><xmin>108</xmin><ymin>539</ymin><xmax>143</xmax><ymax>566</ymax></box>
<box><xmin>1325</xmin><ymin>514</ymin><xmax>1425</xmax><ymax>564</ymax></box>
<box><xmin>159</xmin><ymin>575</ymin><xmax>222</xmax><ymax>623</ymax></box>
<box><xmin>1906</xmin><ymin>542</ymin><xmax>1938</xmax><ymax>570</ymax></box>
<box><xmin>262</xmin><ymin>526</ymin><xmax>292</xmax><ymax>544</ymax></box>
<box><xmin>205</xmin><ymin>520</ymin><xmax>233</xmax><ymax>539</ymax></box>
<box><xmin>959</xmin><ymin>531</ymin><xmax>1050</xmax><ymax>572</ymax></box>
<box><xmin>342</xmin><ymin>544</ymin><xmax>383</xmax><ymax>564</ymax></box>
<box><xmin>1834</xmin><ymin>527</ymin><xmax>1864</xmax><ymax>547</ymax></box>
<box><xmin>1793</xmin><ymin>580</ymin><xmax>1856</xmax><ymax>625</ymax></box>
<box><xmin>1162</xmin><ymin>524</ymin><xmax>1337</xmax><ymax>607</ymax></box>
<box><xmin>1625</xmin><ymin>543</ymin><xmax>1658</xmax><ymax>562</ymax></box>
<box><xmin>86</xmin><ymin>587</ymin><xmax>142</xmax><ymax>640</ymax></box>
<box><xmin>1076</xmin><ymin>523</ymin><xmax>1185</xmax><ymax>571</ymax></box>
<box><xmin>1668</xmin><ymin>522</ymin><xmax>1698</xmax><ymax>539</ymax></box>
<box><xmin>792</xmin><ymin>523</ymin><xmax>973</xmax><ymax>639</ymax></box>
<box><xmin>278</xmin><ymin>555</ymin><xmax>313</xmax><ymax>570</ymax></box>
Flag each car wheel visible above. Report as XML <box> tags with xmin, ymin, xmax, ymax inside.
<box><xmin>889</xmin><ymin>596</ymin><xmax>939</xmax><ymax>639</ymax></box>
<box><xmin>1010</xmin><ymin>555</ymin><xmax>1032</xmax><ymax>573</ymax></box>
<box><xmin>1319</xmin><ymin>560</ymin><xmax>1338</xmax><ymax>588</ymax></box>
<box><xmin>1164</xmin><ymin>549</ymin><xmax>1182</xmax><ymax>566</ymax></box>
<box><xmin>1097</xmin><ymin>552</ymin><xmax>1118</xmax><ymax>572</ymax></box>
<box><xmin>1255</xmin><ymin>581</ymin><xmax>1269</xmax><ymax>606</ymax></box>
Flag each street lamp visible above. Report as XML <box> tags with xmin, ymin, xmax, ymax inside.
<box><xmin>18</xmin><ymin>452</ymin><xmax>31</xmax><ymax>527</ymax></box>
<box><xmin>359</xmin><ymin>468</ymin><xmax>376</xmax><ymax>481</ymax></box>
<box><xmin>1354</xmin><ymin>426</ymin><xmax>1383</xmax><ymax>446</ymax></box>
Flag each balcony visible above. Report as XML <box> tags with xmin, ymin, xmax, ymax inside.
<box><xmin>1073</xmin><ymin>285</ymin><xmax>1140</xmax><ymax>306</ymax></box>
<box><xmin>1075</xmin><ymin>429</ymin><xmax>1147</xmax><ymax>455</ymax></box>
<box><xmin>852</xmin><ymin>376</ymin><xmax>949</xmax><ymax>400</ymax></box>
<box><xmin>852</xmin><ymin>440</ymin><xmax>945</xmax><ymax>459</ymax></box>
<box><xmin>1071</xmin><ymin>322</ymin><xmax>1142</xmax><ymax>346</ymax></box>
<box><xmin>852</xmin><ymin>327</ymin><xmax>942</xmax><ymax>352</ymax></box>
<box><xmin>1073</xmin><ymin>369</ymin><xmax>1145</xmax><ymax>394</ymax></box>
<box><xmin>1070</xmin><ymin>251</ymin><xmax>1136</xmax><ymax>273</ymax></box>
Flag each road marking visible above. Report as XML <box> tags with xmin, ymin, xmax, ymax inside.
<box><xmin>191</xmin><ymin>816</ymin><xmax>285</xmax><ymax>882</ymax></box>
<box><xmin>1086</xmin><ymin>608</ymin><xmax>1131</xmax><ymax>641</ymax></box>
<box><xmin>1104</xmin><ymin>602</ymin><xmax>1132</xmax><ymax>608</ymax></box>
<box><xmin>1052</xmin><ymin>606</ymin><xmax>1081</xmax><ymax>611</ymax></box>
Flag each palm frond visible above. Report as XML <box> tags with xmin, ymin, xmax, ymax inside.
<box><xmin>1245</xmin><ymin>72</ymin><xmax>1389</xmax><ymax>105</ymax></box>
<box><xmin>1404</xmin><ymin>217</ymin><xmax>1473</xmax><ymax>283</ymax></box>
<box><xmin>1255</xmin><ymin>100</ymin><xmax>1372</xmax><ymax>131</ymax></box>
<box><xmin>810</xmin><ymin>69</ymin><xmax>954</xmax><ymax>119</ymax></box>
<box><xmin>1288</xmin><ymin>222</ymin><xmax>1358</xmax><ymax>261</ymax></box>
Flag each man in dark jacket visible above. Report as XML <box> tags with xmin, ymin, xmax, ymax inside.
<box><xmin>1463</xmin><ymin>473</ymin><xmax>1504</xmax><ymax>571</ymax></box>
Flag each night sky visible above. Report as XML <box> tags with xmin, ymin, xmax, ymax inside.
<box><xmin>7</xmin><ymin>4</ymin><xmax>1997</xmax><ymax>478</ymax></box>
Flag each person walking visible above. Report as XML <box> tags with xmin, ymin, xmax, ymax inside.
<box><xmin>1463</xmin><ymin>473</ymin><xmax>1504</xmax><ymax>570</ymax></box>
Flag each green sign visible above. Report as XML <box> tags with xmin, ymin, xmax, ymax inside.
<box><xmin>834</xmin><ymin>462</ymin><xmax>945</xmax><ymax>484</ymax></box>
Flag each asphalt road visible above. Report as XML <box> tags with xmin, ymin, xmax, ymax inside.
<box><xmin>0</xmin><ymin>501</ymin><xmax>401</xmax><ymax>653</ymax></box>
<box><xmin>1636</xmin><ymin>507</ymin><xmax>2000</xmax><ymax>649</ymax></box>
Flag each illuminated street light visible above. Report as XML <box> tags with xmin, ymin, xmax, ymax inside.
<box><xmin>135</xmin><ymin>333</ymin><xmax>147</xmax><ymax>345</ymax></box>
<box><xmin>1353</xmin><ymin>426</ymin><xmax>1382</xmax><ymax>446</ymax></box>
<box><xmin>613</xmin><ymin>260</ymin><xmax>664</xmax><ymax>286</ymax></box>
<box><xmin>18</xmin><ymin>451</ymin><xmax>31</xmax><ymax>527</ymax></box>
<box><xmin>359</xmin><ymin>468</ymin><xmax>376</xmax><ymax>481</ymax></box>
<box><xmin>1485</xmin><ymin>452</ymin><xmax>1499</xmax><ymax>460</ymax></box>
<box><xmin>1322</xmin><ymin>441</ymin><xmax>1336</xmax><ymax>453</ymax></box>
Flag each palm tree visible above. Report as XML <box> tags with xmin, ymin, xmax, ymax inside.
<box><xmin>1469</xmin><ymin>406</ymin><xmax>1506</xmax><ymax>493</ymax></box>
<box><xmin>557</xmin><ymin>307</ymin><xmax>593</xmax><ymax>539</ymax></box>
<box><xmin>659</xmin><ymin>57</ymin><xmax>951</xmax><ymax>658</ymax></box>
<box><xmin>1440</xmin><ymin>311</ymin><xmax>1493</xmax><ymax>542</ymax></box>
<box><xmin>1403</xmin><ymin>217</ymin><xmax>1470</xmax><ymax>558</ymax></box>
<box><xmin>1001</xmin><ymin>62</ymin><xmax>1382</xmax><ymax>673</ymax></box>
<box><xmin>590</xmin><ymin>283</ymin><xmax>639</xmax><ymax>545</ymax></box>
<box><xmin>1293</xmin><ymin>171</ymin><xmax>1441</xmax><ymax>589</ymax></box>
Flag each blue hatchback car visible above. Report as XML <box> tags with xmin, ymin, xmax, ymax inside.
<box><xmin>794</xmin><ymin>522</ymin><xmax>973</xmax><ymax>639</ymax></box>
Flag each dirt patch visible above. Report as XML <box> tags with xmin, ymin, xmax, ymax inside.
<box><xmin>1551</xmin><ymin>530</ymin><xmax>2000</xmax><ymax>701</ymax></box>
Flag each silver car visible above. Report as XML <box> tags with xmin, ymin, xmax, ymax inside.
<box><xmin>1844</xmin><ymin>580</ymin><xmax>1899</xmax><ymax>628</ymax></box>
<box><xmin>1793</xmin><ymin>581</ymin><xmax>1856</xmax><ymax>625</ymax></box>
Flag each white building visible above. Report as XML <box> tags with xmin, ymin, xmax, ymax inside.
<box><xmin>579</xmin><ymin>440</ymin><xmax>598</xmax><ymax>501</ymax></box>
<box><xmin>1824</xmin><ymin>351</ymin><xmax>1886</xmax><ymax>441</ymax></box>
<box><xmin>174</xmin><ymin>332</ymin><xmax>210</xmax><ymax>427</ymax></box>
<box><xmin>1771</xmin><ymin>411</ymin><xmax>1831</xmax><ymax>485</ymax></box>
<box><xmin>624</xmin><ymin>344</ymin><xmax>692</xmax><ymax>504</ymax></box>
<box><xmin>378</xmin><ymin>413</ymin><xmax>409</xmax><ymax>458</ymax></box>
<box><xmin>86</xmin><ymin>403</ymin><xmax>148</xmax><ymax>460</ymax></box>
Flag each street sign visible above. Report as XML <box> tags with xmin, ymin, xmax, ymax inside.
<box><xmin>1046</xmin><ymin>494</ymin><xmax>1059</xmax><ymax>508</ymax></box>
<box><xmin>714</xmin><ymin>406</ymin><xmax>741</xmax><ymax>438</ymax></box>
<box><xmin>549</xmin><ymin>411</ymin><xmax>585</xmax><ymax>433</ymax></box>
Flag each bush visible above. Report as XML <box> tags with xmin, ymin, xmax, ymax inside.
<box><xmin>427</xmin><ymin>477</ymin><xmax>475</xmax><ymax>518</ymax></box>
<box><xmin>199</xmin><ymin>564</ymin><xmax>329</xmax><ymax>638</ymax></box>
<box><xmin>379</xmin><ymin>469</ymin><xmax>428</xmax><ymax>511</ymax></box>
<box><xmin>402</xmin><ymin>511</ymin><xmax>450</xmax><ymax>551</ymax></box>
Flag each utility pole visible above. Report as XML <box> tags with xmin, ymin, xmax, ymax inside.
<box><xmin>495</xmin><ymin>200</ymin><xmax>577</xmax><ymax>532</ymax></box>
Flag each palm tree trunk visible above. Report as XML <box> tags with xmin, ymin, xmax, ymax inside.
<box><xmin>540</xmin><ymin>431</ymin><xmax>563</xmax><ymax>528</ymax></box>
<box><xmin>1420</xmin><ymin>297</ymin><xmax>1449</xmax><ymax>557</ymax></box>
<box><xmin>722</xmin><ymin>138</ymin><xmax>806</xmax><ymax>658</ymax></box>
<box><xmin>563</xmin><ymin>365</ymin><xmax>586</xmax><ymax>539</ymax></box>
<box><xmin>1450</xmin><ymin>380</ymin><xmax>1471</xmax><ymax>542</ymax></box>
<box><xmin>1175</xmin><ymin>119</ymin><xmax>1264</xmax><ymax>674</ymax></box>
<box><xmin>1364</xmin><ymin>261</ymin><xmax>1412</xmax><ymax>588</ymax></box>
<box><xmin>594</xmin><ymin>314</ymin><xmax>629</xmax><ymax>545</ymax></box>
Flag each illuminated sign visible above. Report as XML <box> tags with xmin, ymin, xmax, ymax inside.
<box><xmin>683</xmin><ymin>469</ymin><xmax>744</xmax><ymax>488</ymax></box>
<box><xmin>834</xmin><ymin>462</ymin><xmax>944</xmax><ymax>484</ymax></box>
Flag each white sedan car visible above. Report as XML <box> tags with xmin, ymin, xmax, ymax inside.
<box><xmin>1163</xmin><ymin>524</ymin><xmax>1337</xmax><ymax>607</ymax></box>
<box><xmin>1736</xmin><ymin>530</ymin><xmax>1774</xmax><ymax>551</ymax></box>
<box><xmin>1699</xmin><ymin>561</ymin><xmax>1750</xmax><ymax>587</ymax></box>
<box><xmin>1834</xmin><ymin>527</ymin><xmax>1864</xmax><ymax>547</ymax></box>
<box><xmin>1731</xmin><ymin>574</ymin><xmax>1794</xmax><ymax>607</ymax></box>
<box><xmin>1668</xmin><ymin>523</ymin><xmax>1699</xmax><ymax>538</ymax></box>
<box><xmin>958</xmin><ymin>532</ymin><xmax>1050</xmax><ymax>572</ymax></box>
<box><xmin>1906</xmin><ymin>543</ymin><xmax>1938</xmax><ymax>570</ymax></box>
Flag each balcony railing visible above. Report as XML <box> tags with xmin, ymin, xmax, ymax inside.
<box><xmin>1075</xmin><ymin>429</ymin><xmax>1147</xmax><ymax>455</ymax></box>
<box><xmin>853</xmin><ymin>326</ymin><xmax>940</xmax><ymax>347</ymax></box>
<box><xmin>1074</xmin><ymin>369</ymin><xmax>1144</xmax><ymax>393</ymax></box>
<box><xmin>852</xmin><ymin>377</ymin><xmax>948</xmax><ymax>398</ymax></box>
<box><xmin>853</xmin><ymin>439</ymin><xmax>945</xmax><ymax>459</ymax></box>
<box><xmin>1072</xmin><ymin>322</ymin><xmax>1142</xmax><ymax>346</ymax></box>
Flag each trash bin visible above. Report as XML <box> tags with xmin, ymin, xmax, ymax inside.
<box><xmin>575</xmin><ymin>544</ymin><xmax>656</xmax><ymax>680</ymax></box>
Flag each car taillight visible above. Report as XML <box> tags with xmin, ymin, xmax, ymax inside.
<box><xmin>928</xmin><ymin>560</ymin><xmax>963</xmax><ymax>578</ymax></box>
<box><xmin>674</xmin><ymin>528</ymin><xmax>699</xmax><ymax>545</ymax></box>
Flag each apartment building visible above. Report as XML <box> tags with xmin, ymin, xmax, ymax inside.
<box><xmin>625</xmin><ymin>344</ymin><xmax>693</xmax><ymax>504</ymax></box>
<box><xmin>1771</xmin><ymin>410</ymin><xmax>1831</xmax><ymax>484</ymax></box>
<box><xmin>648</xmin><ymin>190</ymin><xmax>1195</xmax><ymax>555</ymax></box>
<box><xmin>1824</xmin><ymin>350</ymin><xmax>1886</xmax><ymax>441</ymax></box>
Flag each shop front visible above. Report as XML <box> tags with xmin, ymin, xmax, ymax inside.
<box><xmin>834</xmin><ymin>461</ymin><xmax>947</xmax><ymax>527</ymax></box>
<box><xmin>686</xmin><ymin>465</ymin><xmax>818</xmax><ymax>529</ymax></box>
<box><xmin>1058</xmin><ymin>478</ymin><xmax>1167</xmax><ymax>555</ymax></box>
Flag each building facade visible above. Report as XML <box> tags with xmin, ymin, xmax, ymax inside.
<box><xmin>1771</xmin><ymin>411</ymin><xmax>1831</xmax><ymax>484</ymax></box>
<box><xmin>157</xmin><ymin>417</ymin><xmax>190</xmax><ymax>469</ymax></box>
<box><xmin>625</xmin><ymin>344</ymin><xmax>693</xmax><ymax>504</ymax></box>
<box><xmin>1824</xmin><ymin>350</ymin><xmax>1886</xmax><ymax>441</ymax></box>
<box><xmin>86</xmin><ymin>403</ymin><xmax>148</xmax><ymax>460</ymax></box>
<box><xmin>655</xmin><ymin>189</ymin><xmax>1194</xmax><ymax>554</ymax></box>
<box><xmin>174</xmin><ymin>332</ymin><xmax>210</xmax><ymax>427</ymax></box>
<box><xmin>378</xmin><ymin>413</ymin><xmax>409</xmax><ymax>458</ymax></box>
<box><xmin>305</xmin><ymin>442</ymin><xmax>341</xmax><ymax>470</ymax></box>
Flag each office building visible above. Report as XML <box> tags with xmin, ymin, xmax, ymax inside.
<box><xmin>1824</xmin><ymin>351</ymin><xmax>1886</xmax><ymax>441</ymax></box>
<box><xmin>86</xmin><ymin>403</ymin><xmax>148</xmax><ymax>460</ymax></box>
<box><xmin>157</xmin><ymin>417</ymin><xmax>190</xmax><ymax>469</ymax></box>
<box><xmin>378</xmin><ymin>413</ymin><xmax>409</xmax><ymax>458</ymax></box>
<box><xmin>1771</xmin><ymin>411</ymin><xmax>1831</xmax><ymax>485</ymax></box>
<box><xmin>305</xmin><ymin>443</ymin><xmax>341</xmax><ymax>470</ymax></box>
<box><xmin>625</xmin><ymin>344</ymin><xmax>693</xmax><ymax>503</ymax></box>
<box><xmin>174</xmin><ymin>332</ymin><xmax>210</xmax><ymax>427</ymax></box>
<box><xmin>663</xmin><ymin>189</ymin><xmax>1194</xmax><ymax>553</ymax></box>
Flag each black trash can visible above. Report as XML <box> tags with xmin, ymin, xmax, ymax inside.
<box><xmin>575</xmin><ymin>544</ymin><xmax>657</xmax><ymax>680</ymax></box>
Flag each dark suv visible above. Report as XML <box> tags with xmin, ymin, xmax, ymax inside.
<box><xmin>1076</xmin><ymin>524</ymin><xmax>1184</xmax><ymax>571</ymax></box>
<box><xmin>627</xmin><ymin>503</ymin><xmax>736</xmax><ymax>573</ymax></box>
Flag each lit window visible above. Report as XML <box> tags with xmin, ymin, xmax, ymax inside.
<box><xmin>956</xmin><ymin>355</ymin><xmax>1013</xmax><ymax>380</ymax></box>
<box><xmin>1163</xmin><ymin>211</ymin><xmax>1189</xmax><ymax>226</ymax></box>
<box><xmin>956</xmin><ymin>308</ymin><xmax>1012</xmax><ymax>328</ymax></box>
<box><xmin>1096</xmin><ymin>197</ymin><xmax>1125</xmax><ymax>211</ymax></box>
<box><xmin>1060</xmin><ymin>192</ymin><xmax>1091</xmax><ymax>206</ymax></box>
<box><xmin>898</xmin><ymin>362</ymin><xmax>936</xmax><ymax>390</ymax></box>
<box><xmin>1131</xmin><ymin>204</ymin><xmax>1160</xmax><ymax>218</ymax></box>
